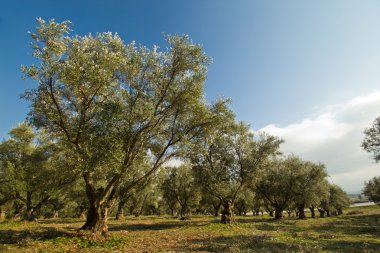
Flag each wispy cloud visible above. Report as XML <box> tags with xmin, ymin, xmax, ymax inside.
<box><xmin>259</xmin><ymin>92</ymin><xmax>380</xmax><ymax>192</ymax></box>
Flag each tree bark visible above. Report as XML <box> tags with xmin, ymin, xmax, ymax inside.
<box><xmin>318</xmin><ymin>208</ymin><xmax>325</xmax><ymax>218</ymax></box>
<box><xmin>12</xmin><ymin>201</ymin><xmax>23</xmax><ymax>219</ymax></box>
<box><xmin>81</xmin><ymin>201</ymin><xmax>109</xmax><ymax>237</ymax></box>
<box><xmin>274</xmin><ymin>207</ymin><xmax>283</xmax><ymax>220</ymax></box>
<box><xmin>298</xmin><ymin>204</ymin><xmax>306</xmax><ymax>219</ymax></box>
<box><xmin>221</xmin><ymin>200</ymin><xmax>234</xmax><ymax>224</ymax></box>
<box><xmin>179</xmin><ymin>198</ymin><xmax>188</xmax><ymax>218</ymax></box>
<box><xmin>23</xmin><ymin>192</ymin><xmax>36</xmax><ymax>221</ymax></box>
<box><xmin>80</xmin><ymin>175</ymin><xmax>117</xmax><ymax>237</ymax></box>
<box><xmin>310</xmin><ymin>206</ymin><xmax>315</xmax><ymax>218</ymax></box>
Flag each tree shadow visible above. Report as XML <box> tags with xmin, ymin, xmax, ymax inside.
<box><xmin>322</xmin><ymin>239</ymin><xmax>380</xmax><ymax>253</ymax></box>
<box><xmin>309</xmin><ymin>214</ymin><xmax>380</xmax><ymax>238</ymax></box>
<box><xmin>0</xmin><ymin>227</ymin><xmax>73</xmax><ymax>245</ymax></box>
<box><xmin>179</xmin><ymin>234</ymin><xmax>380</xmax><ymax>253</ymax></box>
<box><xmin>109</xmin><ymin>221</ymin><xmax>186</xmax><ymax>231</ymax></box>
<box><xmin>235</xmin><ymin>217</ymin><xmax>269</xmax><ymax>223</ymax></box>
<box><xmin>37</xmin><ymin>218</ymin><xmax>84</xmax><ymax>225</ymax></box>
<box><xmin>178</xmin><ymin>234</ymin><xmax>301</xmax><ymax>252</ymax></box>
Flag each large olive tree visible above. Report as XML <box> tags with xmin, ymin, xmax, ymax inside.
<box><xmin>23</xmin><ymin>18</ymin><xmax>217</xmax><ymax>236</ymax></box>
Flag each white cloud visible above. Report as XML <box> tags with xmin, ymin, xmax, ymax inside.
<box><xmin>259</xmin><ymin>91</ymin><xmax>380</xmax><ymax>192</ymax></box>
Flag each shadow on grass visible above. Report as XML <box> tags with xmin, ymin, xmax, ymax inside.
<box><xmin>234</xmin><ymin>216</ymin><xmax>273</xmax><ymax>224</ymax></box>
<box><xmin>109</xmin><ymin>221</ymin><xmax>186</xmax><ymax>231</ymax></box>
<box><xmin>179</xmin><ymin>234</ymin><xmax>309</xmax><ymax>253</ymax></box>
<box><xmin>0</xmin><ymin>227</ymin><xmax>73</xmax><ymax>245</ymax></box>
<box><xmin>322</xmin><ymin>239</ymin><xmax>380</xmax><ymax>253</ymax></box>
<box><xmin>180</xmin><ymin>234</ymin><xmax>380</xmax><ymax>253</ymax></box>
<box><xmin>309</xmin><ymin>214</ymin><xmax>380</xmax><ymax>238</ymax></box>
<box><xmin>37</xmin><ymin>219</ymin><xmax>84</xmax><ymax>225</ymax></box>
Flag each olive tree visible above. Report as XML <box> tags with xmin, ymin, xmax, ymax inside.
<box><xmin>363</xmin><ymin>176</ymin><xmax>380</xmax><ymax>205</ymax></box>
<box><xmin>254</xmin><ymin>156</ymin><xmax>295</xmax><ymax>220</ymax></box>
<box><xmin>22</xmin><ymin>18</ymin><xmax>217</xmax><ymax>236</ymax></box>
<box><xmin>191</xmin><ymin>110</ymin><xmax>282</xmax><ymax>223</ymax></box>
<box><xmin>160</xmin><ymin>164</ymin><xmax>201</xmax><ymax>217</ymax></box>
<box><xmin>318</xmin><ymin>184</ymin><xmax>350</xmax><ymax>217</ymax></box>
<box><xmin>291</xmin><ymin>160</ymin><xmax>329</xmax><ymax>219</ymax></box>
<box><xmin>0</xmin><ymin>123</ymin><xmax>72</xmax><ymax>221</ymax></box>
<box><xmin>115</xmin><ymin>177</ymin><xmax>152</xmax><ymax>220</ymax></box>
<box><xmin>362</xmin><ymin>117</ymin><xmax>380</xmax><ymax>162</ymax></box>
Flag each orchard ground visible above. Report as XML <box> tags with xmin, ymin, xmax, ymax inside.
<box><xmin>0</xmin><ymin>205</ymin><xmax>379</xmax><ymax>252</ymax></box>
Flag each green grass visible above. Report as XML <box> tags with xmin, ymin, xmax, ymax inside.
<box><xmin>0</xmin><ymin>206</ymin><xmax>379</xmax><ymax>252</ymax></box>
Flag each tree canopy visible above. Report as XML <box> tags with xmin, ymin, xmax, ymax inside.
<box><xmin>363</xmin><ymin>176</ymin><xmax>380</xmax><ymax>205</ymax></box>
<box><xmin>362</xmin><ymin>117</ymin><xmax>380</xmax><ymax>163</ymax></box>
<box><xmin>22</xmin><ymin>18</ymin><xmax>221</xmax><ymax>236</ymax></box>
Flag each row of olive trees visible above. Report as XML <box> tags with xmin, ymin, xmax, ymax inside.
<box><xmin>0</xmin><ymin>18</ymin><xmax>350</xmax><ymax>238</ymax></box>
<box><xmin>0</xmin><ymin>122</ymin><xmax>350</xmax><ymax>223</ymax></box>
<box><xmin>156</xmin><ymin>157</ymin><xmax>350</xmax><ymax>222</ymax></box>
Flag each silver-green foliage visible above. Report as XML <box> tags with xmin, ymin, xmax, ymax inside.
<box><xmin>22</xmin><ymin>18</ymin><xmax>217</xmax><ymax>233</ymax></box>
<box><xmin>0</xmin><ymin>123</ymin><xmax>70</xmax><ymax>220</ymax></box>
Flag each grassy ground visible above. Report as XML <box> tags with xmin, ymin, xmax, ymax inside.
<box><xmin>0</xmin><ymin>206</ymin><xmax>379</xmax><ymax>252</ymax></box>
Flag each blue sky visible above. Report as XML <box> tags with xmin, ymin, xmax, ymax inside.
<box><xmin>1</xmin><ymin>0</ymin><xmax>380</xmax><ymax>191</ymax></box>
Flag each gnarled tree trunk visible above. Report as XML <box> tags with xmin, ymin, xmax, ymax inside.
<box><xmin>81</xmin><ymin>201</ymin><xmax>111</xmax><ymax>237</ymax></box>
<box><xmin>309</xmin><ymin>206</ymin><xmax>315</xmax><ymax>218</ymax></box>
<box><xmin>21</xmin><ymin>192</ymin><xmax>50</xmax><ymax>221</ymax></box>
<box><xmin>318</xmin><ymin>208</ymin><xmax>325</xmax><ymax>217</ymax></box>
<box><xmin>12</xmin><ymin>201</ymin><xmax>23</xmax><ymax>219</ymax></box>
<box><xmin>221</xmin><ymin>200</ymin><xmax>234</xmax><ymax>224</ymax></box>
<box><xmin>274</xmin><ymin>207</ymin><xmax>283</xmax><ymax>220</ymax></box>
<box><xmin>80</xmin><ymin>175</ymin><xmax>118</xmax><ymax>238</ymax></box>
<box><xmin>24</xmin><ymin>192</ymin><xmax>36</xmax><ymax>221</ymax></box>
<box><xmin>297</xmin><ymin>204</ymin><xmax>306</xmax><ymax>219</ymax></box>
